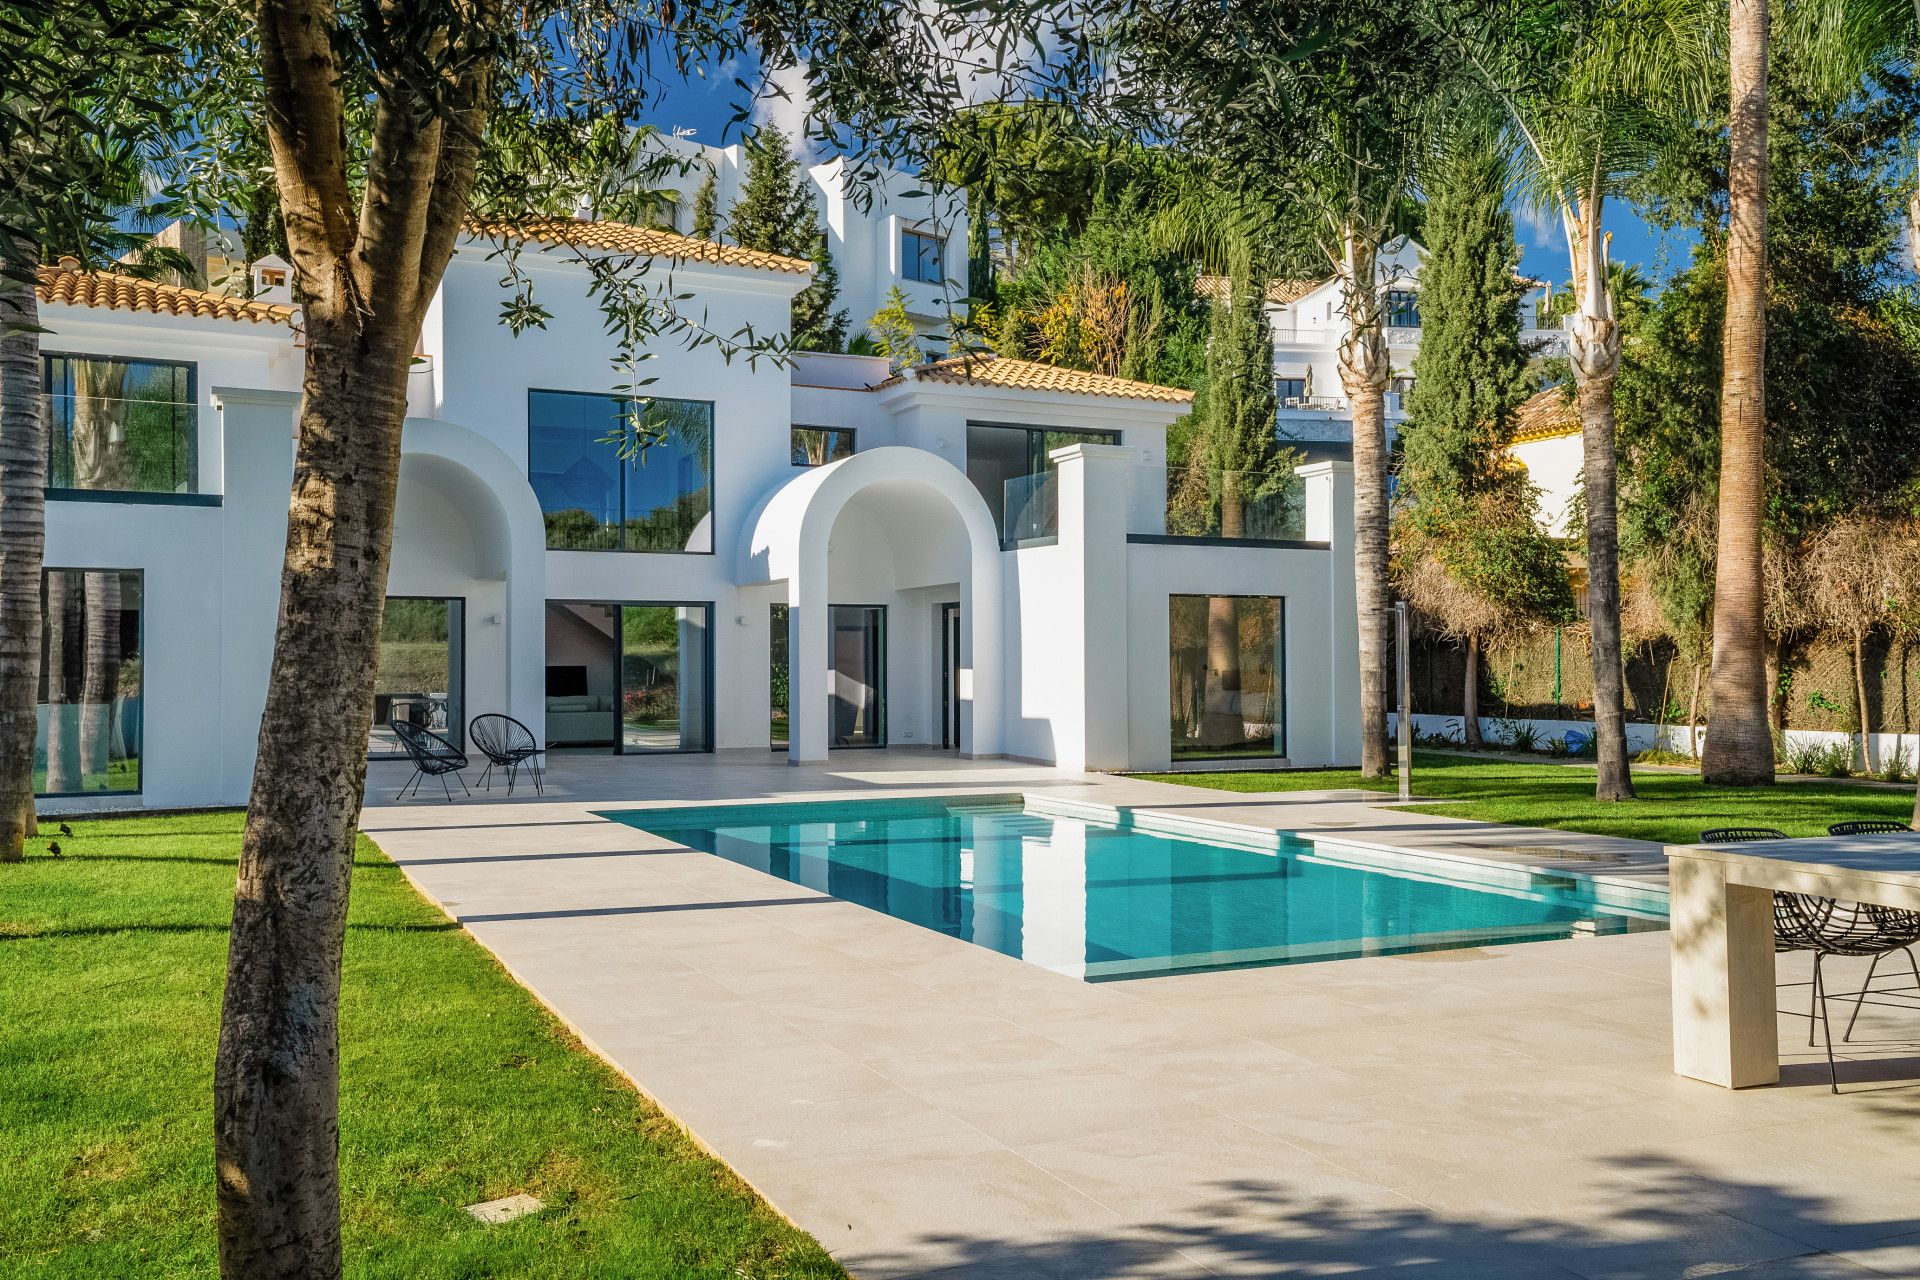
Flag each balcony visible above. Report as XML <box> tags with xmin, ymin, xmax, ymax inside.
<box><xmin>46</xmin><ymin>392</ymin><xmax>198</xmax><ymax>496</ymax></box>
<box><xmin>1002</xmin><ymin>470</ymin><xmax>1059</xmax><ymax>546</ymax></box>
<box><xmin>1163</xmin><ymin>467</ymin><xmax>1307</xmax><ymax>543</ymax></box>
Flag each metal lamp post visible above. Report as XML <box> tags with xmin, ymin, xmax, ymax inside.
<box><xmin>1395</xmin><ymin>600</ymin><xmax>1411</xmax><ymax>802</ymax></box>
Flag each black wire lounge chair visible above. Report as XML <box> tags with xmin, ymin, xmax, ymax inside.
<box><xmin>391</xmin><ymin>719</ymin><xmax>470</xmax><ymax>802</ymax></box>
<box><xmin>1828</xmin><ymin>820</ymin><xmax>1915</xmax><ymax>836</ymax></box>
<box><xmin>470</xmin><ymin>713</ymin><xmax>545</xmax><ymax>796</ymax></box>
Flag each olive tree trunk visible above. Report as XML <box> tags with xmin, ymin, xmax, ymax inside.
<box><xmin>0</xmin><ymin>257</ymin><xmax>45</xmax><ymax>858</ymax></box>
<box><xmin>213</xmin><ymin>1</ymin><xmax>496</xmax><ymax>1272</ymax></box>
<box><xmin>1702</xmin><ymin>0</ymin><xmax>1775</xmax><ymax>786</ymax></box>
<box><xmin>1337</xmin><ymin>231</ymin><xmax>1392</xmax><ymax>777</ymax></box>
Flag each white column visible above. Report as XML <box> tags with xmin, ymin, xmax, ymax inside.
<box><xmin>786</xmin><ymin>543</ymin><xmax>832</xmax><ymax>764</ymax></box>
<box><xmin>1052</xmin><ymin>443</ymin><xmax>1132</xmax><ymax>771</ymax></box>
<box><xmin>1296</xmin><ymin>460</ymin><xmax>1358</xmax><ymax>766</ymax></box>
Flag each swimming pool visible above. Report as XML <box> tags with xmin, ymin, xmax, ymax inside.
<box><xmin>608</xmin><ymin>796</ymin><xmax>1668</xmax><ymax>981</ymax></box>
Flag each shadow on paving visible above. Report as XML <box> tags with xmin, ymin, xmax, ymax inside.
<box><xmin>857</xmin><ymin>1154</ymin><xmax>1920</xmax><ymax>1279</ymax></box>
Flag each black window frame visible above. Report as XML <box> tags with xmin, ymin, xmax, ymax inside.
<box><xmin>1384</xmin><ymin>289</ymin><xmax>1420</xmax><ymax>328</ymax></box>
<box><xmin>42</xmin><ymin>351</ymin><xmax>199</xmax><ymax>498</ymax></box>
<box><xmin>34</xmin><ymin>565</ymin><xmax>145</xmax><ymax>799</ymax></box>
<box><xmin>527</xmin><ymin>387</ymin><xmax>716</xmax><ymax>555</ymax></box>
<box><xmin>791</xmin><ymin>425</ymin><xmax>856</xmax><ymax>467</ymax></box>
<box><xmin>368</xmin><ymin>594</ymin><xmax>468</xmax><ymax>761</ymax></box>
<box><xmin>901</xmin><ymin>228</ymin><xmax>946</xmax><ymax>285</ymax></box>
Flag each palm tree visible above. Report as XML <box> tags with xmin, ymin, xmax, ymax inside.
<box><xmin>1701</xmin><ymin>0</ymin><xmax>1774</xmax><ymax>784</ymax></box>
<box><xmin>1434</xmin><ymin>0</ymin><xmax>1710</xmax><ymax>800</ymax></box>
<box><xmin>0</xmin><ymin>3</ymin><xmax>179</xmax><ymax>859</ymax></box>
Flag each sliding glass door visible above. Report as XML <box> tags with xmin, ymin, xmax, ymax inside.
<box><xmin>544</xmin><ymin>601</ymin><xmax>711</xmax><ymax>753</ymax></box>
<box><xmin>370</xmin><ymin>596</ymin><xmax>465</xmax><ymax>758</ymax></box>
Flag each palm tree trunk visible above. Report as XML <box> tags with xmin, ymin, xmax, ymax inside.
<box><xmin>1562</xmin><ymin>194</ymin><xmax>1634</xmax><ymax>801</ymax></box>
<box><xmin>1463</xmin><ymin>634</ymin><xmax>1483</xmax><ymax>748</ymax></box>
<box><xmin>1338</xmin><ymin>232</ymin><xmax>1391</xmax><ymax>777</ymax></box>
<box><xmin>1702</xmin><ymin>0</ymin><xmax>1775</xmax><ymax>786</ymax></box>
<box><xmin>0</xmin><ymin>256</ymin><xmax>45</xmax><ymax>858</ymax></box>
<box><xmin>1689</xmin><ymin>659</ymin><xmax>1705</xmax><ymax>759</ymax></box>
<box><xmin>1577</xmin><ymin>365</ymin><xmax>1634</xmax><ymax>799</ymax></box>
<box><xmin>213</xmin><ymin>315</ymin><xmax>414</xmax><ymax>1278</ymax></box>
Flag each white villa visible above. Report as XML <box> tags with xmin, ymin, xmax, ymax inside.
<box><xmin>31</xmin><ymin>217</ymin><xmax>1362</xmax><ymax>812</ymax></box>
<box><xmin>1245</xmin><ymin>237</ymin><xmax>1567</xmax><ymax>458</ymax></box>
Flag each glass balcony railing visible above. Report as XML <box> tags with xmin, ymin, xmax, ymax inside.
<box><xmin>45</xmin><ymin>392</ymin><xmax>197</xmax><ymax>494</ymax></box>
<box><xmin>1165</xmin><ymin>468</ymin><xmax>1307</xmax><ymax>542</ymax></box>
<box><xmin>1003</xmin><ymin>470</ymin><xmax>1058</xmax><ymax>545</ymax></box>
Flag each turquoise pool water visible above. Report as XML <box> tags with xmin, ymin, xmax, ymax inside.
<box><xmin>608</xmin><ymin>796</ymin><xmax>1668</xmax><ymax>981</ymax></box>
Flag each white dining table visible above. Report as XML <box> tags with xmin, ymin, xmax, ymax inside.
<box><xmin>1668</xmin><ymin>831</ymin><xmax>1920</xmax><ymax>1087</ymax></box>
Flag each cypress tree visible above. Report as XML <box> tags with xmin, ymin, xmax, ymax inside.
<box><xmin>690</xmin><ymin>170</ymin><xmax>719</xmax><ymax>241</ymax></box>
<box><xmin>796</xmin><ymin>232</ymin><xmax>848</xmax><ymax>351</ymax></box>
<box><xmin>1397</xmin><ymin>127</ymin><xmax>1571</xmax><ymax>746</ymax></box>
<box><xmin>1206</xmin><ymin>255</ymin><xmax>1283</xmax><ymax>538</ymax></box>
<box><xmin>729</xmin><ymin>129</ymin><xmax>845</xmax><ymax>350</ymax></box>
<box><xmin>1402</xmin><ymin>134</ymin><xmax>1533</xmax><ymax>508</ymax></box>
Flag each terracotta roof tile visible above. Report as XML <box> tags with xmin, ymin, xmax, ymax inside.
<box><xmin>466</xmin><ymin>217</ymin><xmax>812</xmax><ymax>275</ymax></box>
<box><xmin>1196</xmin><ymin>274</ymin><xmax>1327</xmax><ymax>306</ymax></box>
<box><xmin>37</xmin><ymin>266</ymin><xmax>296</xmax><ymax>326</ymax></box>
<box><xmin>881</xmin><ymin>355</ymin><xmax>1193</xmax><ymax>404</ymax></box>
<box><xmin>1508</xmin><ymin>387</ymin><xmax>1580</xmax><ymax>443</ymax></box>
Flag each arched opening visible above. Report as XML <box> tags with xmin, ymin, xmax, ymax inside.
<box><xmin>746</xmin><ymin>447</ymin><xmax>1003</xmax><ymax>764</ymax></box>
<box><xmin>378</xmin><ymin>423</ymin><xmax>546</xmax><ymax>755</ymax></box>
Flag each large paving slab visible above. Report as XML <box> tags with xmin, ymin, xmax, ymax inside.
<box><xmin>362</xmin><ymin>751</ymin><xmax>1920</xmax><ymax>1279</ymax></box>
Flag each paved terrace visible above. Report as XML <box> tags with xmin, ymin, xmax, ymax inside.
<box><xmin>362</xmin><ymin>752</ymin><xmax>1920</xmax><ymax>1279</ymax></box>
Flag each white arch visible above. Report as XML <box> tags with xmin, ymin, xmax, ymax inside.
<box><xmin>741</xmin><ymin>446</ymin><xmax>1004</xmax><ymax>762</ymax></box>
<box><xmin>395</xmin><ymin>417</ymin><xmax>549</xmax><ymax>746</ymax></box>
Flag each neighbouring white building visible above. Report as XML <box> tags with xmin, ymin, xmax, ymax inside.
<box><xmin>31</xmin><ymin>217</ymin><xmax>1360</xmax><ymax>812</ymax></box>
<box><xmin>649</xmin><ymin>134</ymin><xmax>969</xmax><ymax>341</ymax></box>
<box><xmin>1233</xmin><ymin>238</ymin><xmax>1567</xmax><ymax>459</ymax></box>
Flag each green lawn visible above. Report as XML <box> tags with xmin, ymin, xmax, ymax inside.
<box><xmin>0</xmin><ymin>812</ymin><xmax>845</xmax><ymax>1279</ymax></box>
<box><xmin>1136</xmin><ymin>751</ymin><xmax>1918</xmax><ymax>847</ymax></box>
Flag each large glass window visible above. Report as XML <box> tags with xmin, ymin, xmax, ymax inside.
<box><xmin>1385</xmin><ymin>289</ymin><xmax>1420</xmax><ymax>327</ymax></box>
<box><xmin>1169</xmin><ymin>595</ymin><xmax>1285</xmax><ymax>760</ymax></box>
<box><xmin>791</xmin><ymin>426</ymin><xmax>855</xmax><ymax>466</ymax></box>
<box><xmin>902</xmin><ymin>228</ymin><xmax>946</xmax><ymax>284</ymax></box>
<box><xmin>1275</xmin><ymin>377</ymin><xmax>1306</xmax><ymax>403</ymax></box>
<box><xmin>528</xmin><ymin>390</ymin><xmax>713</xmax><ymax>552</ymax></box>
<box><xmin>44</xmin><ymin>354</ymin><xmax>195</xmax><ymax>494</ymax></box>
<box><xmin>544</xmin><ymin>602</ymin><xmax>711</xmax><ymax>752</ymax></box>
<box><xmin>369</xmin><ymin>597</ymin><xmax>465</xmax><ymax>758</ymax></box>
<box><xmin>36</xmin><ymin>570</ymin><xmax>142</xmax><ymax>795</ymax></box>
<box><xmin>965</xmin><ymin>422</ymin><xmax>1120</xmax><ymax>542</ymax></box>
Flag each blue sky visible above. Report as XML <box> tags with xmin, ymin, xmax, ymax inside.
<box><xmin>646</xmin><ymin>72</ymin><xmax>1697</xmax><ymax>288</ymax></box>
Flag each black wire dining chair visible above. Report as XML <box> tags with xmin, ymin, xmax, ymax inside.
<box><xmin>470</xmin><ymin>713</ymin><xmax>545</xmax><ymax>796</ymax></box>
<box><xmin>1828</xmin><ymin>820</ymin><xmax>1915</xmax><ymax>837</ymax></box>
<box><xmin>1823</xmin><ymin>820</ymin><xmax>1920</xmax><ymax>1052</ymax></box>
<box><xmin>391</xmin><ymin>719</ymin><xmax>470</xmax><ymax>803</ymax></box>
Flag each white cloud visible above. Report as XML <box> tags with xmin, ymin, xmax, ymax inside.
<box><xmin>752</xmin><ymin>59</ymin><xmax>815</xmax><ymax>158</ymax></box>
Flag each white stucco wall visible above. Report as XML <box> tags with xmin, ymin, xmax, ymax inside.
<box><xmin>1507</xmin><ymin>433</ymin><xmax>1584</xmax><ymax>537</ymax></box>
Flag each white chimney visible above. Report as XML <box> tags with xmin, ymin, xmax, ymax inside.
<box><xmin>250</xmin><ymin>253</ymin><xmax>293</xmax><ymax>304</ymax></box>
